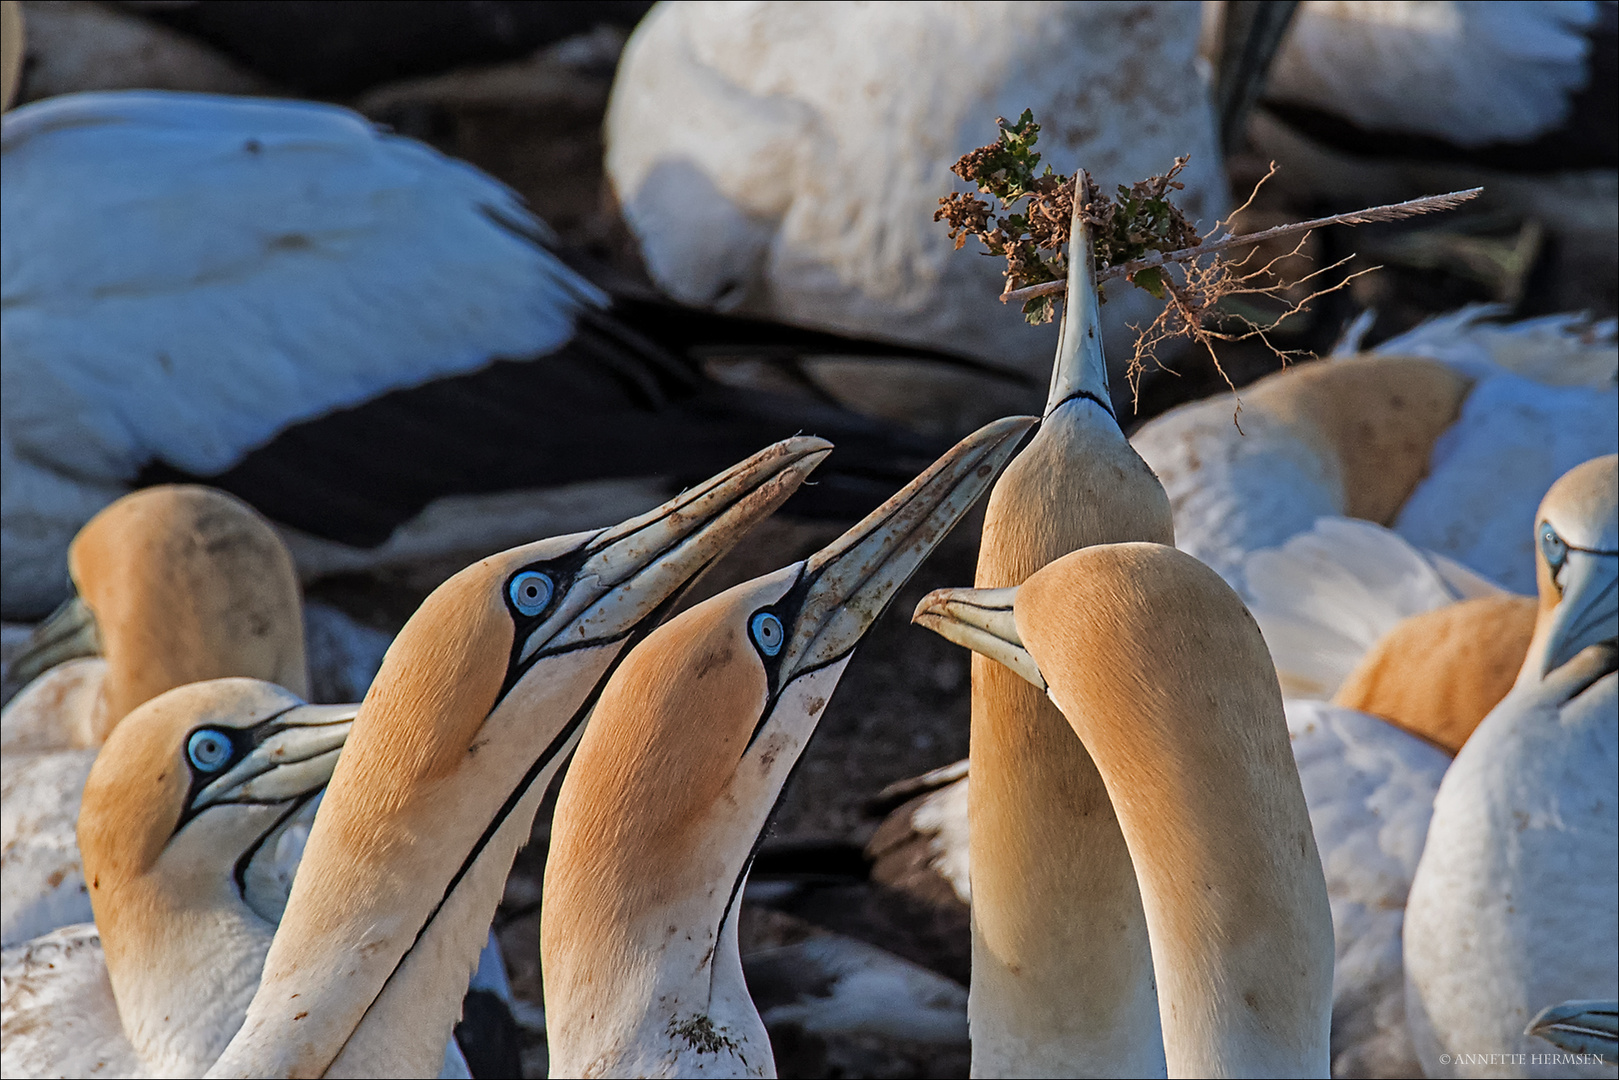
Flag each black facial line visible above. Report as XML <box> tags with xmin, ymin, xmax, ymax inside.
<box><xmin>230</xmin><ymin>790</ymin><xmax>320</xmax><ymax>902</ymax></box>
<box><xmin>172</xmin><ymin>704</ymin><xmax>304</xmax><ymax>836</ymax></box>
<box><xmin>496</xmin><ymin>504</ymin><xmax>744</xmax><ymax>702</ymax></box>
<box><xmin>1050</xmin><ymin>389</ymin><xmax>1116</xmax><ymax>421</ymax></box>
<box><xmin>342</xmin><ymin>563</ymin><xmax>715</xmax><ymax>1053</ymax></box>
<box><xmin>715</xmin><ymin>728</ymin><xmax>822</xmax><ymax>952</ymax></box>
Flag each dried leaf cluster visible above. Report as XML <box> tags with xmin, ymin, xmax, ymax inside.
<box><xmin>934</xmin><ymin>109</ymin><xmax>1203</xmax><ymax>325</ymax></box>
<box><xmin>937</xmin><ymin>109</ymin><xmax>1482</xmax><ymax>411</ymax></box>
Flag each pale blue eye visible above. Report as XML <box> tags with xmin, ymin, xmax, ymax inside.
<box><xmin>187</xmin><ymin>729</ymin><xmax>232</xmax><ymax>772</ymax></box>
<box><xmin>750</xmin><ymin>612</ymin><xmax>784</xmax><ymax>656</ymax></box>
<box><xmin>1539</xmin><ymin>523</ymin><xmax>1568</xmax><ymax>576</ymax></box>
<box><xmin>509</xmin><ymin>571</ymin><xmax>554</xmax><ymax>616</ymax></box>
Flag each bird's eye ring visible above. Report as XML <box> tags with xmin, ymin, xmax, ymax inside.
<box><xmin>750</xmin><ymin>611</ymin><xmax>784</xmax><ymax>657</ymax></box>
<box><xmin>187</xmin><ymin>729</ymin><xmax>233</xmax><ymax>773</ymax></box>
<box><xmin>1539</xmin><ymin>522</ymin><xmax>1568</xmax><ymax>581</ymax></box>
<box><xmin>509</xmin><ymin>571</ymin><xmax>555</xmax><ymax>617</ymax></box>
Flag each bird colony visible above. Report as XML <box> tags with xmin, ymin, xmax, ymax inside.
<box><xmin>1</xmin><ymin>3</ymin><xmax>1615</xmax><ymax>1079</ymax></box>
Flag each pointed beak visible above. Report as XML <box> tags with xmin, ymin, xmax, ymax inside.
<box><xmin>1539</xmin><ymin>550</ymin><xmax>1618</xmax><ymax>676</ymax></box>
<box><xmin>1525</xmin><ymin>1000</ymin><xmax>1618</xmax><ymax>1058</ymax></box>
<box><xmin>912</xmin><ymin>586</ymin><xmax>1046</xmax><ymax>690</ymax></box>
<box><xmin>766</xmin><ymin>416</ymin><xmax>1036</xmax><ymax>690</ymax></box>
<box><xmin>8</xmin><ymin>593</ymin><xmax>101</xmax><ymax>688</ymax></box>
<box><xmin>1044</xmin><ymin>188</ymin><xmax>1114</xmax><ymax>418</ymax></box>
<box><xmin>517</xmin><ymin>437</ymin><xmax>833</xmax><ymax>665</ymax></box>
<box><xmin>191</xmin><ymin>704</ymin><xmax>356</xmax><ymax>811</ymax></box>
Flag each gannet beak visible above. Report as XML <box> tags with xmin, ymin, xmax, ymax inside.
<box><xmin>1525</xmin><ymin>1000</ymin><xmax>1619</xmax><ymax>1058</ymax></box>
<box><xmin>912</xmin><ymin>586</ymin><xmax>1046</xmax><ymax>690</ymax></box>
<box><xmin>506</xmin><ymin>436</ymin><xmax>834</xmax><ymax>674</ymax></box>
<box><xmin>8</xmin><ymin>592</ymin><xmax>101</xmax><ymax>687</ymax></box>
<box><xmin>188</xmin><ymin>704</ymin><xmax>356</xmax><ymax>814</ymax></box>
<box><xmin>761</xmin><ymin>417</ymin><xmax>1036</xmax><ymax>694</ymax></box>
<box><xmin>1044</xmin><ymin>190</ymin><xmax>1114</xmax><ymax>418</ymax></box>
<box><xmin>1539</xmin><ymin>549</ymin><xmax>1619</xmax><ymax>676</ymax></box>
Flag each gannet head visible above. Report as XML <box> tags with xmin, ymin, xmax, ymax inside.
<box><xmin>542</xmin><ymin>416</ymin><xmax>1035</xmax><ymax>1078</ymax></box>
<box><xmin>914</xmin><ymin>544</ymin><xmax>1334</xmax><ymax>1076</ymax></box>
<box><xmin>10</xmin><ymin>485</ymin><xmax>308</xmax><ymax>737</ymax></box>
<box><xmin>208</xmin><ymin>437</ymin><xmax>831</xmax><ymax>1079</ymax></box>
<box><xmin>1526</xmin><ymin>454</ymin><xmax>1618</xmax><ymax>679</ymax></box>
<box><xmin>77</xmin><ymin>677</ymin><xmax>352</xmax><ymax>1071</ymax></box>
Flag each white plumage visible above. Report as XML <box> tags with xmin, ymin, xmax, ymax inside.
<box><xmin>604</xmin><ymin>1</ymin><xmax>1227</xmax><ymax>379</ymax></box>
<box><xmin>1131</xmin><ymin>309</ymin><xmax>1618</xmax><ymax>593</ymax></box>
<box><xmin>1</xmin><ymin>90</ymin><xmax>602</xmax><ymax>617</ymax></box>
<box><xmin>1285</xmin><ymin>698</ymin><xmax>1451</xmax><ymax>1078</ymax></box>
<box><xmin>1404</xmin><ymin>655</ymin><xmax>1617</xmax><ymax>1079</ymax></box>
<box><xmin>1266</xmin><ymin>1</ymin><xmax>1603</xmax><ymax>146</ymax></box>
<box><xmin>1246</xmin><ymin>516</ymin><xmax>1507</xmax><ymax>699</ymax></box>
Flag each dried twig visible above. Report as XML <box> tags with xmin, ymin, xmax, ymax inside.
<box><xmin>1001</xmin><ymin>186</ymin><xmax>1483</xmax><ymax>305</ymax></box>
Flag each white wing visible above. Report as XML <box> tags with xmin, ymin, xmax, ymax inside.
<box><xmin>1245</xmin><ymin>517</ymin><xmax>1510</xmax><ymax>700</ymax></box>
<box><xmin>1286</xmin><ymin>699</ymin><xmax>1450</xmax><ymax>1079</ymax></box>
<box><xmin>1368</xmin><ymin>304</ymin><xmax>1618</xmax><ymax>388</ymax></box>
<box><xmin>745</xmin><ymin>932</ymin><xmax>968</xmax><ymax>1046</ymax></box>
<box><xmin>1</xmin><ymin>91</ymin><xmax>604</xmax><ymax>614</ymax></box>
<box><xmin>1394</xmin><ymin>374</ymin><xmax>1619</xmax><ymax>593</ymax></box>
<box><xmin>1267</xmin><ymin>1</ymin><xmax>1599</xmax><ymax>145</ymax></box>
<box><xmin>0</xmin><ymin>924</ymin><xmax>143</xmax><ymax>1079</ymax></box>
<box><xmin>0</xmin><ymin>747</ymin><xmax>97</xmax><ymax>948</ymax></box>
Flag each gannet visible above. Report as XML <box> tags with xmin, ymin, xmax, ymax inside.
<box><xmin>2</xmin><ymin>486</ymin><xmax>307</xmax><ymax>948</ymax></box>
<box><xmin>1</xmin><ymin>86</ymin><xmax>983</xmax><ymax>619</ymax></box>
<box><xmin>541</xmin><ymin>415</ymin><xmax>1033</xmax><ymax>1078</ymax></box>
<box><xmin>1130</xmin><ymin>308</ymin><xmax>1618</xmax><ymax>595</ymax></box>
<box><xmin>1403</xmin><ymin>454</ymin><xmax>1618</xmax><ymax>1079</ymax></box>
<box><xmin>951</xmin><ymin>204</ymin><xmax>1175</xmax><ymax>1075</ymax></box>
<box><xmin>200</xmin><ymin>435</ymin><xmax>831</xmax><ymax>1077</ymax></box>
<box><xmin>1</xmin><ymin>678</ymin><xmax>355</xmax><ymax>1079</ymax></box>
<box><xmin>603</xmin><ymin>2</ymin><xmax>1231</xmax><ymax>383</ymax></box>
<box><xmin>914</xmin><ymin>542</ymin><xmax>1335</xmax><ymax>1076</ymax></box>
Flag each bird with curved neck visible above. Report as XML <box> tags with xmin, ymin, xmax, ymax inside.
<box><xmin>967</xmin><ymin>200</ymin><xmax>1174</xmax><ymax>1075</ymax></box>
<box><xmin>4</xmin><ymin>484</ymin><xmax>307</xmax><ymax>751</ymax></box>
<box><xmin>915</xmin><ymin>542</ymin><xmax>1335</xmax><ymax>1077</ymax></box>
<box><xmin>203</xmin><ymin>436</ymin><xmax>829</xmax><ymax>1078</ymax></box>
<box><xmin>1403</xmin><ymin>454</ymin><xmax>1618</xmax><ymax>1079</ymax></box>
<box><xmin>1</xmin><ymin>677</ymin><xmax>354</xmax><ymax>1079</ymax></box>
<box><xmin>2</xmin><ymin>485</ymin><xmax>309</xmax><ymax>948</ymax></box>
<box><xmin>542</xmin><ymin>415</ymin><xmax>1034</xmax><ymax>1078</ymax></box>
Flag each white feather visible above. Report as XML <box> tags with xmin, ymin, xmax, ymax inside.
<box><xmin>1365</xmin><ymin>303</ymin><xmax>1618</xmax><ymax>387</ymax></box>
<box><xmin>1245</xmin><ymin>517</ymin><xmax>1508</xmax><ymax>700</ymax></box>
<box><xmin>1</xmin><ymin>91</ymin><xmax>605</xmax><ymax>616</ymax></box>
<box><xmin>1286</xmin><ymin>699</ymin><xmax>1451</xmax><ymax>1079</ymax></box>
<box><xmin>0</xmin><ymin>925</ymin><xmax>144</xmax><ymax>1080</ymax></box>
<box><xmin>1394</xmin><ymin>373</ymin><xmax>1619</xmax><ymax>594</ymax></box>
<box><xmin>1267</xmin><ymin>1</ymin><xmax>1600</xmax><ymax>145</ymax></box>
<box><xmin>0</xmin><ymin>748</ymin><xmax>96</xmax><ymax>949</ymax></box>
<box><xmin>605</xmin><ymin>1</ymin><xmax>1227</xmax><ymax>379</ymax></box>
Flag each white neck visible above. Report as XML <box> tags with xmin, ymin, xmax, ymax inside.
<box><xmin>104</xmin><ymin>862</ymin><xmax>276</xmax><ymax>1077</ymax></box>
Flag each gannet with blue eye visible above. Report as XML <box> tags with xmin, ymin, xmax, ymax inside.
<box><xmin>200</xmin><ymin>436</ymin><xmax>830</xmax><ymax>1078</ymax></box>
<box><xmin>913</xmin><ymin>542</ymin><xmax>1335</xmax><ymax>1077</ymax></box>
<box><xmin>541</xmin><ymin>415</ymin><xmax>1034</xmax><ymax>1078</ymax></box>
<box><xmin>0</xmin><ymin>678</ymin><xmax>354</xmax><ymax>1079</ymax></box>
<box><xmin>1403</xmin><ymin>454</ymin><xmax>1618</xmax><ymax>1079</ymax></box>
<box><xmin>2</xmin><ymin>486</ymin><xmax>307</xmax><ymax>949</ymax></box>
